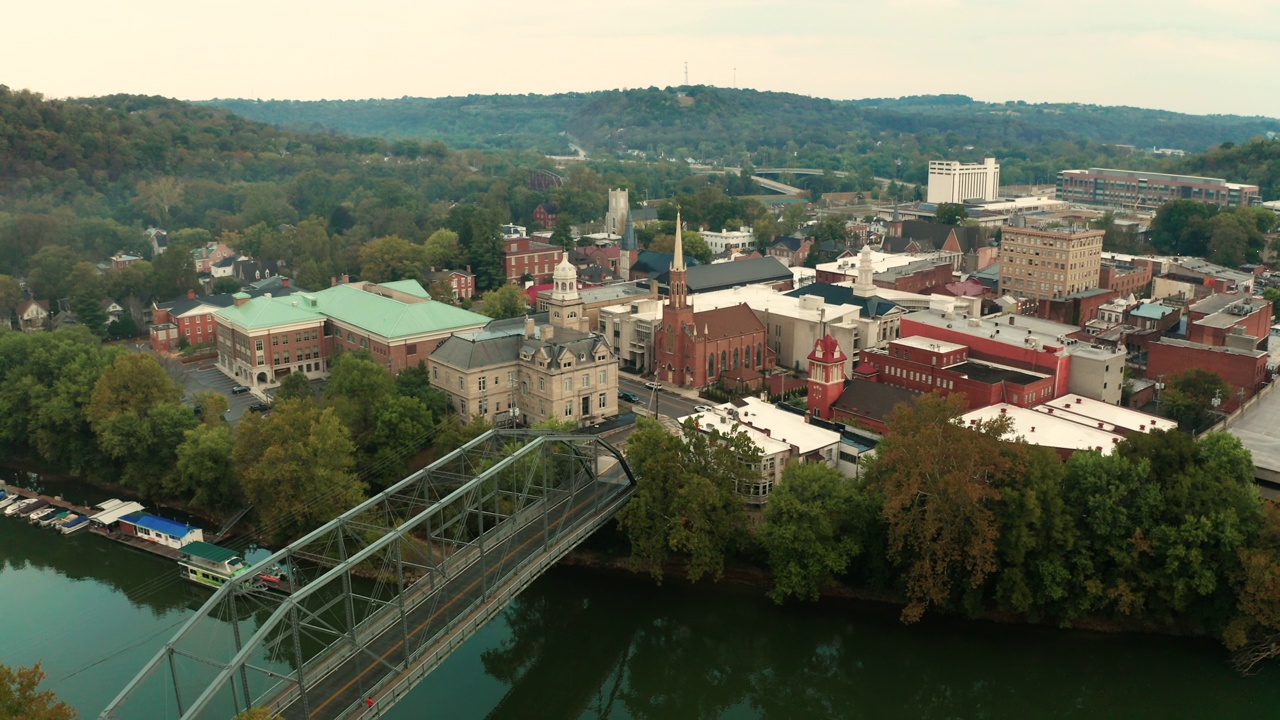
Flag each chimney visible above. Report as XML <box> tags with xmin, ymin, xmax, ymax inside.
<box><xmin>187</xmin><ymin>289</ymin><xmax>196</xmax><ymax>300</ymax></box>
<box><xmin>543</xmin><ymin>325</ymin><xmax>554</xmax><ymax>342</ymax></box>
<box><xmin>524</xmin><ymin>316</ymin><xmax>535</xmax><ymax>339</ymax></box>
<box><xmin>331</xmin><ymin>276</ymin><xmax>337</xmax><ymax>287</ymax></box>
<box><xmin>341</xmin><ymin>274</ymin><xmax>350</xmax><ymax>284</ymax></box>
<box><xmin>282</xmin><ymin>277</ymin><xmax>290</xmax><ymax>288</ymax></box>
<box><xmin>233</xmin><ymin>293</ymin><xmax>250</xmax><ymax>307</ymax></box>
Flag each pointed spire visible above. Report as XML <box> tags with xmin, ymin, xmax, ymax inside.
<box><xmin>622</xmin><ymin>212</ymin><xmax>637</xmax><ymax>251</ymax></box>
<box><xmin>672</xmin><ymin>207</ymin><xmax>686</xmax><ymax>272</ymax></box>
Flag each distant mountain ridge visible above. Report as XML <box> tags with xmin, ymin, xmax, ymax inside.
<box><xmin>205</xmin><ymin>87</ymin><xmax>1280</xmax><ymax>159</ymax></box>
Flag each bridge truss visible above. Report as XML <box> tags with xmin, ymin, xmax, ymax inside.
<box><xmin>101</xmin><ymin>430</ymin><xmax>634</xmax><ymax>720</ymax></box>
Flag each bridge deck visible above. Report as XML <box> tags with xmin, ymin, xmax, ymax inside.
<box><xmin>275</xmin><ymin>476</ymin><xmax>630</xmax><ymax>719</ymax></box>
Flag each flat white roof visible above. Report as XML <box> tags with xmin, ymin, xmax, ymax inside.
<box><xmin>961</xmin><ymin>404</ymin><xmax>1122</xmax><ymax>455</ymax></box>
<box><xmin>731</xmin><ymin>397</ymin><xmax>839</xmax><ymax>455</ymax></box>
<box><xmin>816</xmin><ymin>249</ymin><xmax>953</xmax><ymax>278</ymax></box>
<box><xmin>893</xmin><ymin>335</ymin><xmax>967</xmax><ymax>354</ymax></box>
<box><xmin>679</xmin><ymin>409</ymin><xmax>792</xmax><ymax>456</ymax></box>
<box><xmin>90</xmin><ymin>501</ymin><xmax>146</xmax><ymax>526</ymax></box>
<box><xmin>691</xmin><ymin>285</ymin><xmax>862</xmax><ymax>323</ymax></box>
<box><xmin>1037</xmin><ymin>395</ymin><xmax>1167</xmax><ymax>434</ymax></box>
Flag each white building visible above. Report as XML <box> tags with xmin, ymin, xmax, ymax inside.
<box><xmin>927</xmin><ymin>158</ymin><xmax>1000</xmax><ymax>204</ymax></box>
<box><xmin>701</xmin><ymin>227</ymin><xmax>755</xmax><ymax>254</ymax></box>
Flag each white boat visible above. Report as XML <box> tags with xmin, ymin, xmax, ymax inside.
<box><xmin>38</xmin><ymin>510</ymin><xmax>71</xmax><ymax>528</ymax></box>
<box><xmin>4</xmin><ymin>498</ymin><xmax>37</xmax><ymax>517</ymax></box>
<box><xmin>0</xmin><ymin>493</ymin><xmax>20</xmax><ymax>511</ymax></box>
<box><xmin>28</xmin><ymin>507</ymin><xmax>59</xmax><ymax>525</ymax></box>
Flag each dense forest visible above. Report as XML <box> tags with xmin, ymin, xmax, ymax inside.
<box><xmin>209</xmin><ymin>87</ymin><xmax>1280</xmax><ymax>187</ymax></box>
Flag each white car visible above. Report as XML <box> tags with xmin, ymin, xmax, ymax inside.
<box><xmin>693</xmin><ymin>405</ymin><xmax>713</xmax><ymax>413</ymax></box>
<box><xmin>644</xmin><ymin>381</ymin><xmax>661</xmax><ymax>390</ymax></box>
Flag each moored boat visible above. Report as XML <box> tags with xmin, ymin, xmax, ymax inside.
<box><xmin>27</xmin><ymin>506</ymin><xmax>58</xmax><ymax>525</ymax></box>
<box><xmin>177</xmin><ymin>542</ymin><xmax>250</xmax><ymax>588</ymax></box>
<box><xmin>0</xmin><ymin>493</ymin><xmax>20</xmax><ymax>511</ymax></box>
<box><xmin>60</xmin><ymin>515</ymin><xmax>89</xmax><ymax>535</ymax></box>
<box><xmin>4</xmin><ymin>498</ymin><xmax>36</xmax><ymax>517</ymax></box>
<box><xmin>16</xmin><ymin>499</ymin><xmax>48</xmax><ymax>517</ymax></box>
<box><xmin>38</xmin><ymin>510</ymin><xmax>70</xmax><ymax>528</ymax></box>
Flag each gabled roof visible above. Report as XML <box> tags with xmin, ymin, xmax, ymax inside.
<box><xmin>833</xmin><ymin>378</ymin><xmax>920</xmax><ymax>422</ymax></box>
<box><xmin>659</xmin><ymin>256</ymin><xmax>791</xmax><ymax>293</ymax></box>
<box><xmin>690</xmin><ymin>303</ymin><xmax>766</xmax><ymax>341</ymax></box>
<box><xmin>898</xmin><ymin>220</ymin><xmax>988</xmax><ymax>253</ymax></box>
<box><xmin>308</xmin><ymin>284</ymin><xmax>489</xmax><ymax>339</ymax></box>
<box><xmin>770</xmin><ymin>237</ymin><xmax>804</xmax><ymax>252</ymax></box>
<box><xmin>122</xmin><ymin>512</ymin><xmax>200</xmax><ymax>538</ymax></box>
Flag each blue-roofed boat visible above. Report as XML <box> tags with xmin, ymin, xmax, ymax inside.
<box><xmin>117</xmin><ymin>512</ymin><xmax>205</xmax><ymax>548</ymax></box>
<box><xmin>60</xmin><ymin>515</ymin><xmax>89</xmax><ymax>535</ymax></box>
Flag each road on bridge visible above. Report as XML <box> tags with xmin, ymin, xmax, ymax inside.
<box><xmin>276</xmin><ymin>476</ymin><xmax>628</xmax><ymax>719</ymax></box>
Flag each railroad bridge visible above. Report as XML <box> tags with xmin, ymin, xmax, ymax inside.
<box><xmin>102</xmin><ymin>429</ymin><xmax>635</xmax><ymax>720</ymax></box>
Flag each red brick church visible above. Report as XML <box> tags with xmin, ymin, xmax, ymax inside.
<box><xmin>653</xmin><ymin>211</ymin><xmax>774</xmax><ymax>390</ymax></box>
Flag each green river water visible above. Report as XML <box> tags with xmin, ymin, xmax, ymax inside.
<box><xmin>1</xmin><ymin>472</ymin><xmax>1278</xmax><ymax>720</ymax></box>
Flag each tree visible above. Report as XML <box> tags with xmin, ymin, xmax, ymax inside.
<box><xmin>479</xmin><ymin>284</ymin><xmax>527</xmax><ymax>320</ymax></box>
<box><xmin>212</xmin><ymin>277</ymin><xmax>242</xmax><ymax>294</ymax></box>
<box><xmin>26</xmin><ymin>246</ymin><xmax>80</xmax><ymax>301</ymax></box>
<box><xmin>807</xmin><ymin>216</ymin><xmax>848</xmax><ymax>246</ymax></box>
<box><xmin>234</xmin><ymin>399</ymin><xmax>366</xmax><ymax>543</ymax></box>
<box><xmin>1162</xmin><ymin>368</ymin><xmax>1231</xmax><ymax>430</ymax></box>
<box><xmin>760</xmin><ymin>462</ymin><xmax>867</xmax><ymax>602</ymax></box>
<box><xmin>66</xmin><ymin>262</ymin><xmax>108</xmax><ymax>336</ymax></box>
<box><xmin>1265</xmin><ymin>287</ymin><xmax>1280</xmax><ymax>317</ymax></box>
<box><xmin>647</xmin><ymin>230</ymin><xmax>711</xmax><ymax>264</ymax></box>
<box><xmin>87</xmin><ymin>353</ymin><xmax>193</xmax><ymax>495</ymax></box>
<box><xmin>358</xmin><ymin>235</ymin><xmax>425</xmax><ymax>283</ymax></box>
<box><xmin>462</xmin><ymin>210</ymin><xmax>506</xmax><ymax>293</ymax></box>
<box><xmin>0</xmin><ymin>274</ymin><xmax>21</xmax><ymax>317</ymax></box>
<box><xmin>1207</xmin><ymin>212</ymin><xmax>1251</xmax><ymax>267</ymax></box>
<box><xmin>150</xmin><ymin>238</ymin><xmax>198</xmax><ymax>299</ymax></box>
<box><xmin>422</xmin><ymin>228</ymin><xmax>464</xmax><ymax>269</ymax></box>
<box><xmin>615</xmin><ymin>418</ymin><xmax>753</xmax><ymax>584</ymax></box>
<box><xmin>863</xmin><ymin>393</ymin><xmax>1008</xmax><ymax>622</ymax></box>
<box><xmin>275</xmin><ymin>371</ymin><xmax>314</xmax><ymax>402</ymax></box>
<box><xmin>934</xmin><ymin>203</ymin><xmax>969</xmax><ymax>226</ymax></box>
<box><xmin>396</xmin><ymin>362</ymin><xmax>453</xmax><ymax>418</ymax></box>
<box><xmin>176</xmin><ymin>423</ymin><xmax>240</xmax><ymax>511</ymax></box>
<box><xmin>233</xmin><ymin>710</ymin><xmax>279</xmax><ymax>720</ymax></box>
<box><xmin>550</xmin><ymin>216</ymin><xmax>574</xmax><ymax>252</ymax></box>
<box><xmin>135</xmin><ymin>176</ymin><xmax>184</xmax><ymax>226</ymax></box>
<box><xmin>1150</xmin><ymin>199</ymin><xmax>1216</xmax><ymax>256</ymax></box>
<box><xmin>192</xmin><ymin>390</ymin><xmax>228</xmax><ymax>423</ymax></box>
<box><xmin>0</xmin><ymin>663</ymin><xmax>76</xmax><ymax>720</ymax></box>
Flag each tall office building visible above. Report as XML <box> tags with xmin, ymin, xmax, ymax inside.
<box><xmin>999</xmin><ymin>227</ymin><xmax>1103</xmax><ymax>300</ymax></box>
<box><xmin>927</xmin><ymin>158</ymin><xmax>1000</xmax><ymax>204</ymax></box>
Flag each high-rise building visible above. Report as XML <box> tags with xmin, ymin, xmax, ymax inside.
<box><xmin>927</xmin><ymin>158</ymin><xmax>1000</xmax><ymax>204</ymax></box>
<box><xmin>1056</xmin><ymin>168</ymin><xmax>1259</xmax><ymax>209</ymax></box>
<box><xmin>999</xmin><ymin>226</ymin><xmax>1103</xmax><ymax>300</ymax></box>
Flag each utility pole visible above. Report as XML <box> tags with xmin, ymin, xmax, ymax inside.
<box><xmin>684</xmin><ymin>62</ymin><xmax>689</xmax><ymax>86</ymax></box>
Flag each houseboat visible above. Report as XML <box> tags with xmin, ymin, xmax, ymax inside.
<box><xmin>178</xmin><ymin>542</ymin><xmax>250</xmax><ymax>588</ymax></box>
<box><xmin>116</xmin><ymin>513</ymin><xmax>204</xmax><ymax>549</ymax></box>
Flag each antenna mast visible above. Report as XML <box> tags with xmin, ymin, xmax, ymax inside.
<box><xmin>684</xmin><ymin>62</ymin><xmax>689</xmax><ymax>86</ymax></box>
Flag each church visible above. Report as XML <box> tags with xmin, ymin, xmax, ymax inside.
<box><xmin>652</xmin><ymin>211</ymin><xmax>774</xmax><ymax>391</ymax></box>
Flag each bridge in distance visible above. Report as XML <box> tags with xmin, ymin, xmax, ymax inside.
<box><xmin>102</xmin><ymin>430</ymin><xmax>635</xmax><ymax>720</ymax></box>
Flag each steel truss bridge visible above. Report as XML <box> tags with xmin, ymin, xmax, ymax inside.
<box><xmin>102</xmin><ymin>430</ymin><xmax>635</xmax><ymax>720</ymax></box>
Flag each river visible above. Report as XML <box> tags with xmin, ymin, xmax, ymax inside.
<box><xmin>2</xmin><ymin>471</ymin><xmax>1279</xmax><ymax>719</ymax></box>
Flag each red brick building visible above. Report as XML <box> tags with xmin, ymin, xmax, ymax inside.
<box><xmin>1035</xmin><ymin>288</ymin><xmax>1119</xmax><ymax>327</ymax></box>
<box><xmin>423</xmin><ymin>268</ymin><xmax>476</xmax><ymax>300</ymax></box>
<box><xmin>533</xmin><ymin>203</ymin><xmax>558</xmax><ymax>229</ymax></box>
<box><xmin>503</xmin><ymin>238</ymin><xmax>564</xmax><ymax>285</ymax></box>
<box><xmin>1099</xmin><ymin>259</ymin><xmax>1152</xmax><ymax>297</ymax></box>
<box><xmin>862</xmin><ymin>336</ymin><xmax>1057</xmax><ymax>410</ymax></box>
<box><xmin>806</xmin><ymin>334</ymin><xmax>847</xmax><ymax>421</ymax></box>
<box><xmin>1146</xmin><ymin>338</ymin><xmax>1268</xmax><ymax>412</ymax></box>
<box><xmin>1185</xmin><ymin>293</ymin><xmax>1272</xmax><ymax>350</ymax></box>
<box><xmin>653</xmin><ymin>214</ymin><xmax>774</xmax><ymax>390</ymax></box>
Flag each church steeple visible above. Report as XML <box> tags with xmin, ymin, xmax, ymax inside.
<box><xmin>854</xmin><ymin>243</ymin><xmax>876</xmax><ymax>297</ymax></box>
<box><xmin>669</xmin><ymin>207</ymin><xmax>689</xmax><ymax>310</ymax></box>
<box><xmin>548</xmin><ymin>255</ymin><xmax>584</xmax><ymax>329</ymax></box>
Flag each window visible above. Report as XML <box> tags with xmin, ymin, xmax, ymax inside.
<box><xmin>539</xmin><ymin>377</ymin><xmax>546</xmax><ymax>391</ymax></box>
<box><xmin>582</xmin><ymin>374</ymin><xmax>590</xmax><ymax>389</ymax></box>
<box><xmin>708</xmin><ymin>355</ymin><xmax>716</xmax><ymax>379</ymax></box>
<box><xmin>432</xmin><ymin>367</ymin><xmax>439</xmax><ymax>380</ymax></box>
<box><xmin>564</xmin><ymin>401</ymin><xmax>573</xmax><ymax>417</ymax></box>
<box><xmin>598</xmin><ymin>393</ymin><xmax>607</xmax><ymax>408</ymax></box>
<box><xmin>478</xmin><ymin>399</ymin><xmax>488</xmax><ymax>415</ymax></box>
<box><xmin>284</xmin><ymin>351</ymin><xmax>291</xmax><ymax>363</ymax></box>
<box><xmin>598</xmin><ymin>369</ymin><xmax>607</xmax><ymax>385</ymax></box>
<box><xmin>508</xmin><ymin>371</ymin><xmax>516</xmax><ymax>386</ymax></box>
<box><xmin>273</xmin><ymin>352</ymin><xmax>280</xmax><ymax>365</ymax></box>
<box><xmin>255</xmin><ymin>339</ymin><xmax>264</xmax><ymax>351</ymax></box>
<box><xmin>478</xmin><ymin>377</ymin><xmax>487</xmax><ymax>391</ymax></box>
<box><xmin>407</xmin><ymin>344</ymin><xmax>417</xmax><ymax>355</ymax></box>
<box><xmin>564</xmin><ymin>378</ymin><xmax>572</xmax><ymax>392</ymax></box>
<box><xmin>458</xmin><ymin>376</ymin><xmax>464</xmax><ymax>390</ymax></box>
<box><xmin>295</xmin><ymin>332</ymin><xmax>301</xmax><ymax>343</ymax></box>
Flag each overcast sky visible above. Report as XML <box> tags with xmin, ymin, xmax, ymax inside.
<box><xmin>6</xmin><ymin>0</ymin><xmax>1278</xmax><ymax>117</ymax></box>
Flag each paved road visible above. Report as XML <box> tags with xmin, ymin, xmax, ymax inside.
<box><xmin>617</xmin><ymin>376</ymin><xmax>705</xmax><ymax>421</ymax></box>
<box><xmin>274</xmin><ymin>477</ymin><xmax>629</xmax><ymax>720</ymax></box>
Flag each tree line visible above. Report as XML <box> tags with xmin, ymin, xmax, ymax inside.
<box><xmin>618</xmin><ymin>394</ymin><xmax>1280</xmax><ymax>670</ymax></box>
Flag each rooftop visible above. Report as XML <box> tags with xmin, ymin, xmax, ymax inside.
<box><xmin>1037</xmin><ymin>395</ymin><xmax>1168</xmax><ymax>435</ymax></box>
<box><xmin>121</xmin><ymin>513</ymin><xmax>201</xmax><ymax>538</ymax></box>
<box><xmin>679</xmin><ymin>408</ymin><xmax>792</xmax><ymax>457</ymax></box>
<box><xmin>691</xmin><ymin>285</ymin><xmax>861</xmax><ymax>324</ymax></box>
<box><xmin>1153</xmin><ymin>338</ymin><xmax>1267</xmax><ymax>358</ymax></box>
<box><xmin>658</xmin><ymin>256</ymin><xmax>792</xmax><ymax>293</ymax></box>
<box><xmin>729</xmin><ymin>397</ymin><xmax>839</xmax><ymax>455</ymax></box>
<box><xmin>952</xmin><ymin>360</ymin><xmax>1047</xmax><ymax>386</ymax></box>
<box><xmin>903</xmin><ymin>308</ymin><xmax>1124</xmax><ymax>360</ymax></box>
<box><xmin>893</xmin><ymin>335</ymin><xmax>967</xmax><ymax>354</ymax></box>
<box><xmin>1129</xmin><ymin>302</ymin><xmax>1176</xmax><ymax>320</ymax></box>
<box><xmin>577</xmin><ymin>283</ymin><xmax>653</xmax><ymax>306</ymax></box>
<box><xmin>961</xmin><ymin>404</ymin><xmax>1123</xmax><ymax>455</ymax></box>
<box><xmin>181</xmin><ymin>541</ymin><xmax>243</xmax><ymax>564</ymax></box>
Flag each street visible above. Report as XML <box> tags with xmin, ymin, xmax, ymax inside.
<box><xmin>617</xmin><ymin>375</ymin><xmax>703</xmax><ymax>421</ymax></box>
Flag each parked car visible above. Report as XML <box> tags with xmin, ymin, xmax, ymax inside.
<box><xmin>231</xmin><ymin>385</ymin><xmax>250</xmax><ymax>394</ymax></box>
<box><xmin>247</xmin><ymin>401</ymin><xmax>271</xmax><ymax>413</ymax></box>
<box><xmin>618</xmin><ymin>391</ymin><xmax>641</xmax><ymax>403</ymax></box>
<box><xmin>693</xmin><ymin>405</ymin><xmax>713</xmax><ymax>413</ymax></box>
<box><xmin>644</xmin><ymin>381</ymin><xmax>661</xmax><ymax>390</ymax></box>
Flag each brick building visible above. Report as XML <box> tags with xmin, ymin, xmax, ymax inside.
<box><xmin>652</xmin><ymin>213</ymin><xmax>775</xmax><ymax>391</ymax></box>
<box><xmin>862</xmin><ymin>336</ymin><xmax>1057</xmax><ymax>410</ymax></box>
<box><xmin>1000</xmin><ymin>226</ymin><xmax>1104</xmax><ymax>301</ymax></box>
<box><xmin>1146</xmin><ymin>338</ymin><xmax>1268</xmax><ymax>412</ymax></box>
<box><xmin>150</xmin><ymin>278</ymin><xmax>301</xmax><ymax>353</ymax></box>
<box><xmin>503</xmin><ymin>238</ymin><xmax>564</xmax><ymax>285</ymax></box>
<box><xmin>423</xmin><ymin>268</ymin><xmax>476</xmax><ymax>301</ymax></box>
<box><xmin>1035</xmin><ymin>288</ymin><xmax>1119</xmax><ymax>327</ymax></box>
<box><xmin>1099</xmin><ymin>259</ymin><xmax>1152</xmax><ymax>297</ymax></box>
<box><xmin>533</xmin><ymin>203</ymin><xmax>558</xmax><ymax>229</ymax></box>
<box><xmin>1185</xmin><ymin>293</ymin><xmax>1272</xmax><ymax>350</ymax></box>
<box><xmin>1057</xmin><ymin>168</ymin><xmax>1259</xmax><ymax>209</ymax></box>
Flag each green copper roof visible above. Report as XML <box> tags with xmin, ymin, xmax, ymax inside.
<box><xmin>314</xmin><ymin>284</ymin><xmax>488</xmax><ymax>339</ymax></box>
<box><xmin>215</xmin><ymin>282</ymin><xmax>489</xmax><ymax>339</ymax></box>
<box><xmin>378</xmin><ymin>280</ymin><xmax>433</xmax><ymax>299</ymax></box>
<box><xmin>182</xmin><ymin>541</ymin><xmax>242</xmax><ymax>563</ymax></box>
